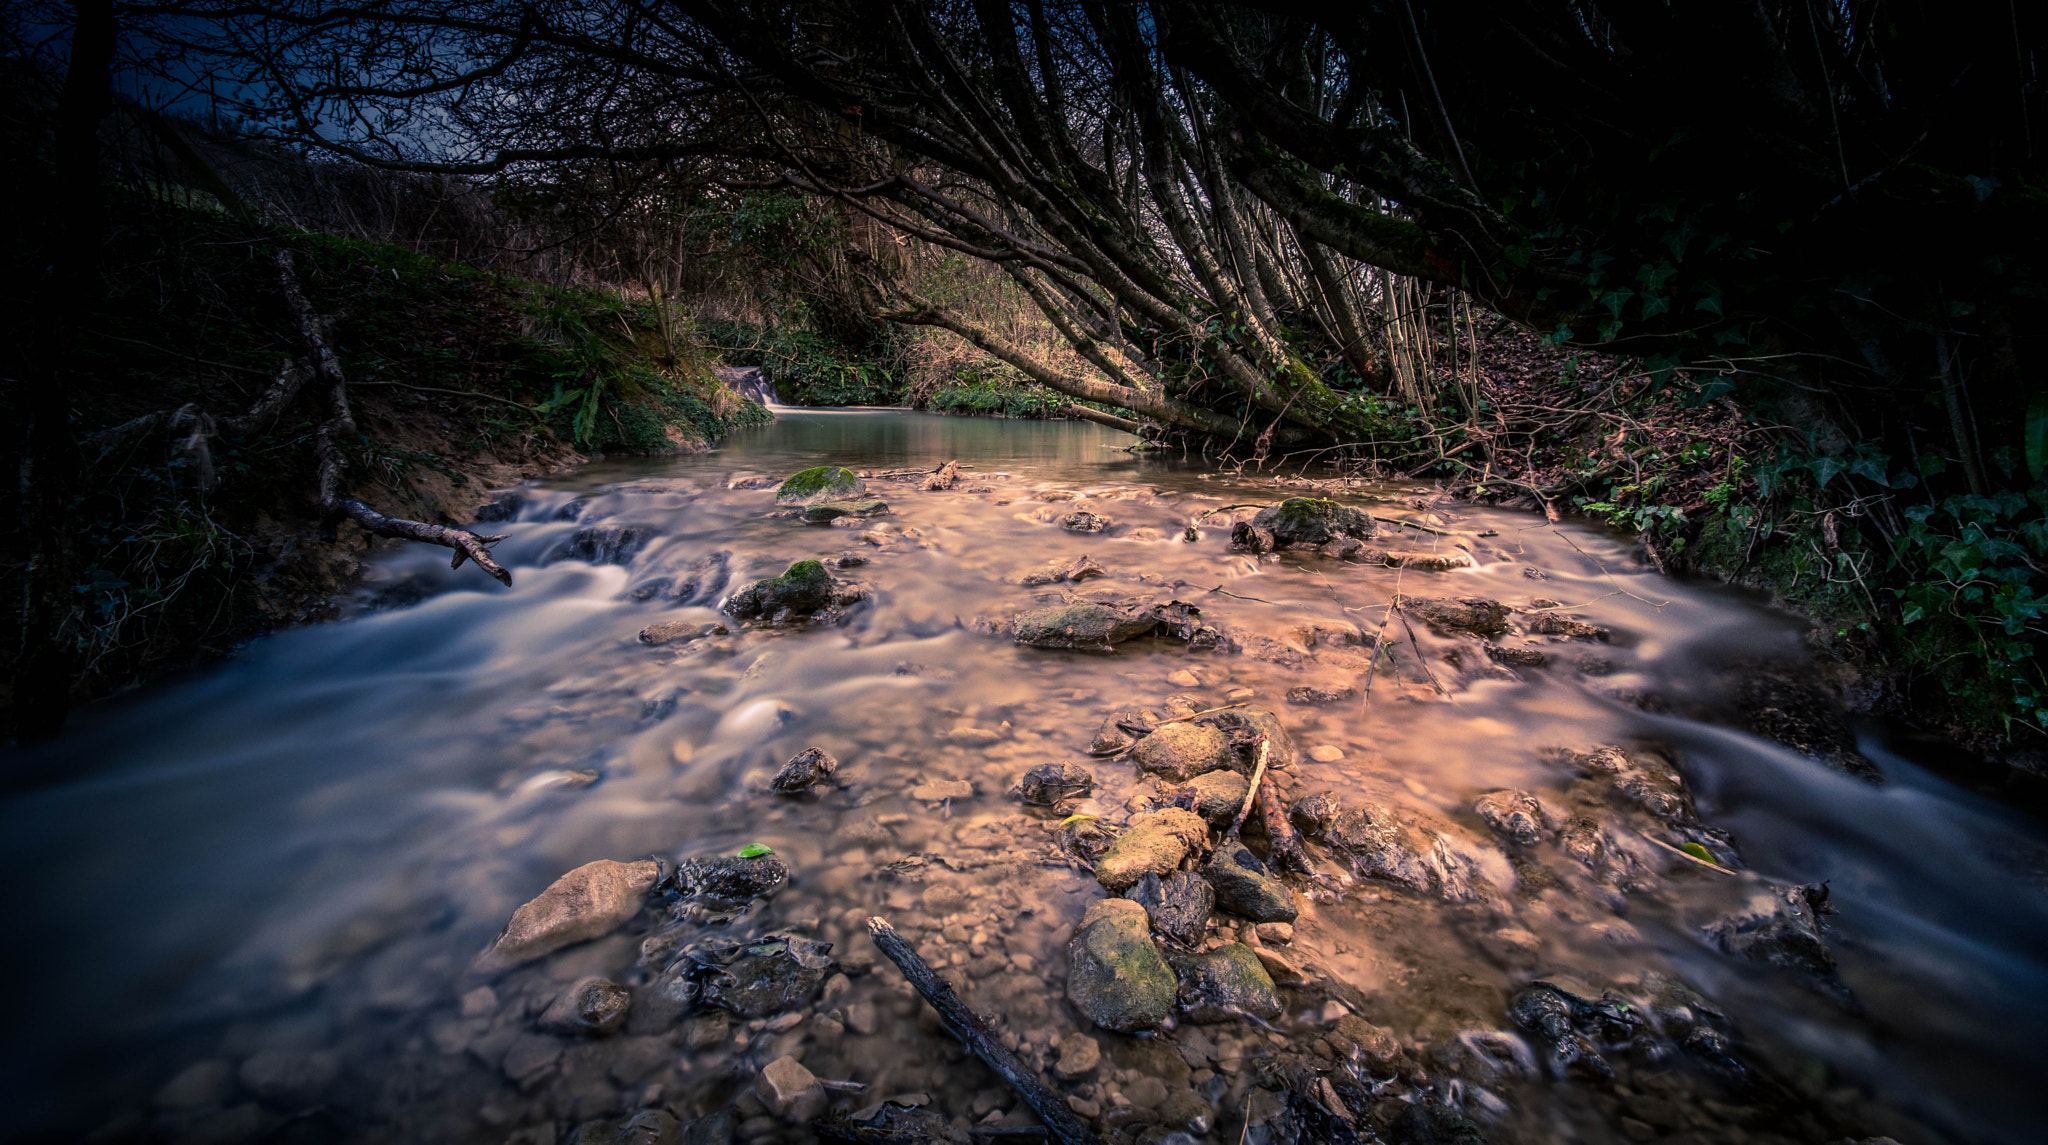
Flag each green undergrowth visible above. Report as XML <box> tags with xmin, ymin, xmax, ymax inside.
<box><xmin>702</xmin><ymin>319</ymin><xmax>906</xmax><ymax>406</ymax></box>
<box><xmin>3</xmin><ymin>194</ymin><xmax>766</xmax><ymax>709</ymax></box>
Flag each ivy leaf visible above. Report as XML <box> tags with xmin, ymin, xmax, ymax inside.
<box><xmin>2026</xmin><ymin>393</ymin><xmax>2048</xmax><ymax>483</ymax></box>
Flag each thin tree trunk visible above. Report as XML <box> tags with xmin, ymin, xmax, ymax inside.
<box><xmin>10</xmin><ymin>0</ymin><xmax>117</xmax><ymax>741</ymax></box>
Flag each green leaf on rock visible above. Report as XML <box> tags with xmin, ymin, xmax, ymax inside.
<box><xmin>736</xmin><ymin>843</ymin><xmax>774</xmax><ymax>858</ymax></box>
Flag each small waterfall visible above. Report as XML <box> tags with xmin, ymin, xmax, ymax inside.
<box><xmin>717</xmin><ymin>364</ymin><xmax>786</xmax><ymax>407</ymax></box>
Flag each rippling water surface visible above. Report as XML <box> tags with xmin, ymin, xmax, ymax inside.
<box><xmin>4</xmin><ymin>409</ymin><xmax>2046</xmax><ymax>1145</ymax></box>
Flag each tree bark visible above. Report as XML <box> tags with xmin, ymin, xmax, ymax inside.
<box><xmin>10</xmin><ymin>0</ymin><xmax>117</xmax><ymax>741</ymax></box>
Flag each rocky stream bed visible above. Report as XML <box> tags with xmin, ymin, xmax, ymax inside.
<box><xmin>3</xmin><ymin>411</ymin><xmax>2044</xmax><ymax>1145</ymax></box>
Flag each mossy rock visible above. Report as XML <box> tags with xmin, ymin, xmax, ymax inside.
<box><xmin>1174</xmin><ymin>942</ymin><xmax>1283</xmax><ymax>1022</ymax></box>
<box><xmin>1093</xmin><ymin>807</ymin><xmax>1210</xmax><ymax>890</ymax></box>
<box><xmin>1065</xmin><ymin>898</ymin><xmax>1177</xmax><ymax>1032</ymax></box>
<box><xmin>1132</xmin><ymin>722</ymin><xmax>1234</xmax><ymax>783</ymax></box>
<box><xmin>1251</xmin><ymin>498</ymin><xmax>1376</xmax><ymax>546</ymax></box>
<box><xmin>1012</xmin><ymin>603</ymin><xmax>1158</xmax><ymax>652</ymax></box>
<box><xmin>723</xmin><ymin>559</ymin><xmax>833</xmax><ymax>618</ymax></box>
<box><xmin>800</xmin><ymin>499</ymin><xmax>890</xmax><ymax>525</ymax></box>
<box><xmin>1199</xmin><ymin>843</ymin><xmax>1298</xmax><ymax>922</ymax></box>
<box><xmin>775</xmin><ymin>466</ymin><xmax>867</xmax><ymax>505</ymax></box>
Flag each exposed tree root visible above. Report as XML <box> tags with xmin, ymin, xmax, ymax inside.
<box><xmin>275</xmin><ymin>250</ymin><xmax>514</xmax><ymax>585</ymax></box>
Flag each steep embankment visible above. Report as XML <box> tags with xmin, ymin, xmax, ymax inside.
<box><xmin>0</xmin><ymin>198</ymin><xmax>768</xmax><ymax>717</ymax></box>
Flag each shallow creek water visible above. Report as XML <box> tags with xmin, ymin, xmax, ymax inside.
<box><xmin>4</xmin><ymin>410</ymin><xmax>2047</xmax><ymax>1145</ymax></box>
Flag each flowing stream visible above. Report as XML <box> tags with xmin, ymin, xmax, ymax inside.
<box><xmin>3</xmin><ymin>409</ymin><xmax>2046</xmax><ymax>1145</ymax></box>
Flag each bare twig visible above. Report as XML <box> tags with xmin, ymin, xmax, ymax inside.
<box><xmin>1226</xmin><ymin>737</ymin><xmax>1271</xmax><ymax>840</ymax></box>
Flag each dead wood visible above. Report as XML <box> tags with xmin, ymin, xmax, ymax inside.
<box><xmin>865</xmin><ymin>917</ymin><xmax>1105</xmax><ymax>1145</ymax></box>
<box><xmin>1058</xmin><ymin>403</ymin><xmax>1143</xmax><ymax>433</ymax></box>
<box><xmin>922</xmin><ymin>459</ymin><xmax>961</xmax><ymax>490</ymax></box>
<box><xmin>275</xmin><ymin>250</ymin><xmax>514</xmax><ymax>586</ymax></box>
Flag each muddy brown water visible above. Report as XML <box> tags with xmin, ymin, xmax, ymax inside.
<box><xmin>3</xmin><ymin>409</ymin><xmax>2046</xmax><ymax>1145</ymax></box>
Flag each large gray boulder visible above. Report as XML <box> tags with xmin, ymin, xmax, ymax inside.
<box><xmin>1066</xmin><ymin>898</ymin><xmax>1177</xmax><ymax>1031</ymax></box>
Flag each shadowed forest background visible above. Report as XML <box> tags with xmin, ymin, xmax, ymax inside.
<box><xmin>4</xmin><ymin>0</ymin><xmax>2045</xmax><ymax>777</ymax></box>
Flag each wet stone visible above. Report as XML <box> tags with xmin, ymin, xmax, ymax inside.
<box><xmin>801</xmin><ymin>499</ymin><xmax>890</xmax><ymax>525</ymax></box>
<box><xmin>1090</xmin><ymin>709</ymin><xmax>1156</xmax><ymax>754</ymax></box>
<box><xmin>1177</xmin><ymin>769</ymin><xmax>1250</xmax><ymax>827</ymax></box>
<box><xmin>723</xmin><ymin>560</ymin><xmax>834</xmax><ymax>619</ymax></box>
<box><xmin>1251</xmin><ymin>498</ymin><xmax>1377</xmax><ymax>546</ymax></box>
<box><xmin>1013</xmin><ymin>760</ymin><xmax>1093</xmax><ymax>806</ymax></box>
<box><xmin>1175</xmin><ymin>942</ymin><xmax>1282</xmax><ymax>1023</ymax></box>
<box><xmin>1059</xmin><ymin>510</ymin><xmax>1111</xmax><ymax>533</ymax></box>
<box><xmin>1054</xmin><ymin>1033</ymin><xmax>1103</xmax><ymax>1079</ymax></box>
<box><xmin>1021</xmin><ymin>554</ymin><xmax>1106</xmax><ymax>585</ymax></box>
<box><xmin>1401</xmin><ymin>596</ymin><xmax>1512</xmax><ymax>638</ymax></box>
<box><xmin>1125</xmin><ymin>870</ymin><xmax>1216</xmax><ymax>947</ymax></box>
<box><xmin>547</xmin><ymin>525</ymin><xmax>660</xmax><ymax>566</ymax></box>
<box><xmin>1095</xmin><ymin>808</ymin><xmax>1209</xmax><ymax>890</ymax></box>
<box><xmin>771</xmin><ymin>746</ymin><xmax>838</xmax><ymax>794</ymax></box>
<box><xmin>1066</xmin><ymin>898</ymin><xmax>1177</xmax><ymax>1032</ymax></box>
<box><xmin>1292</xmin><ymin>796</ymin><xmax>1431</xmax><ymax>892</ymax></box>
<box><xmin>1485</xmin><ymin>644</ymin><xmax>1547</xmax><ymax>668</ymax></box>
<box><xmin>757</xmin><ymin>1054</ymin><xmax>825</xmax><ymax>1121</ymax></box>
<box><xmin>1286</xmin><ymin>684</ymin><xmax>1358</xmax><ymax>706</ymax></box>
<box><xmin>539</xmin><ymin>977</ymin><xmax>632</xmax><ymax>1035</ymax></box>
<box><xmin>685</xmin><ymin>935</ymin><xmax>836</xmax><ymax>1019</ymax></box>
<box><xmin>1199</xmin><ymin>844</ymin><xmax>1298</xmax><ymax>923</ymax></box>
<box><xmin>1133</xmin><ymin>722</ymin><xmax>1234</xmax><ymax>782</ymax></box>
<box><xmin>478</xmin><ymin>859</ymin><xmax>661</xmax><ymax>971</ymax></box>
<box><xmin>671</xmin><ymin>854</ymin><xmax>788</xmax><ymax>910</ymax></box>
<box><xmin>1474</xmin><ymin>789</ymin><xmax>1557</xmax><ymax>846</ymax></box>
<box><xmin>566</xmin><ymin>1110</ymin><xmax>680</xmax><ymax>1145</ymax></box>
<box><xmin>638</xmin><ymin>619</ymin><xmax>727</xmax><ymax>647</ymax></box>
<box><xmin>1734</xmin><ymin>666</ymin><xmax>1883</xmax><ymax>781</ymax></box>
<box><xmin>775</xmin><ymin>466</ymin><xmax>866</xmax><ymax>505</ymax></box>
<box><xmin>1013</xmin><ymin>603</ymin><xmax>1157</xmax><ymax>652</ymax></box>
<box><xmin>1703</xmin><ymin>884</ymin><xmax>1841</xmax><ymax>983</ymax></box>
<box><xmin>1526</xmin><ymin>613</ymin><xmax>1609</xmax><ymax>640</ymax></box>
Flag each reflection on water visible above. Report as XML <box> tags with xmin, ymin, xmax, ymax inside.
<box><xmin>2</xmin><ymin>410</ymin><xmax>2045</xmax><ymax>1144</ymax></box>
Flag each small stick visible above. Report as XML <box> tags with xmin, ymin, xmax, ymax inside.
<box><xmin>1207</xmin><ymin>585</ymin><xmax>1279</xmax><ymax>604</ymax></box>
<box><xmin>1226</xmin><ymin>738</ymin><xmax>1272</xmax><ymax>840</ymax></box>
<box><xmin>866</xmin><ymin>918</ymin><xmax>1107</xmax><ymax>1145</ymax></box>
<box><xmin>1368</xmin><ymin>514</ymin><xmax>1455</xmax><ymax>536</ymax></box>
<box><xmin>1391</xmin><ymin>600</ymin><xmax>1452</xmax><ymax>699</ymax></box>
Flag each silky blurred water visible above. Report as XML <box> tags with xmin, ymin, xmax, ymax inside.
<box><xmin>2</xmin><ymin>409</ymin><xmax>2044</xmax><ymax>1144</ymax></box>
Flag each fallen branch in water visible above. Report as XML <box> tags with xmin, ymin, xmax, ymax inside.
<box><xmin>276</xmin><ymin>250</ymin><xmax>514</xmax><ymax>586</ymax></box>
<box><xmin>922</xmin><ymin>459</ymin><xmax>961</xmax><ymax>490</ymax></box>
<box><xmin>1255</xmin><ymin>767</ymin><xmax>1316</xmax><ymax>875</ymax></box>
<box><xmin>1369</xmin><ymin>514</ymin><xmax>1454</xmax><ymax>536</ymax></box>
<box><xmin>866</xmin><ymin>917</ymin><xmax>1106</xmax><ymax>1145</ymax></box>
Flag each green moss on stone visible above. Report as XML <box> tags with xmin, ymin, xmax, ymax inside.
<box><xmin>724</xmin><ymin>558</ymin><xmax>834</xmax><ymax>618</ymax></box>
<box><xmin>1252</xmin><ymin>497</ymin><xmax>1376</xmax><ymax>545</ymax></box>
<box><xmin>775</xmin><ymin>466</ymin><xmax>866</xmax><ymax>505</ymax></box>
